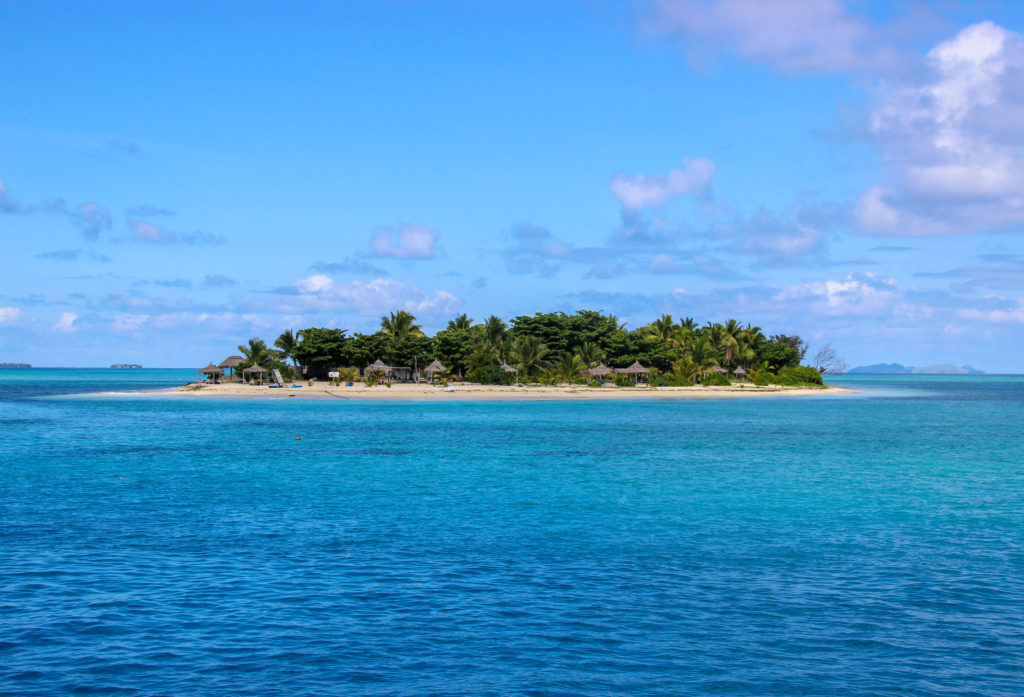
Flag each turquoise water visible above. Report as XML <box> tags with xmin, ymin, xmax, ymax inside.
<box><xmin>2</xmin><ymin>370</ymin><xmax>1023</xmax><ymax>695</ymax></box>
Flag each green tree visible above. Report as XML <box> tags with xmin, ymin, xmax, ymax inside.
<box><xmin>511</xmin><ymin>335</ymin><xmax>550</xmax><ymax>379</ymax></box>
<box><xmin>238</xmin><ymin>337</ymin><xmax>271</xmax><ymax>367</ymax></box>
<box><xmin>447</xmin><ymin>313</ymin><xmax>473</xmax><ymax>330</ymax></box>
<box><xmin>293</xmin><ymin>328</ymin><xmax>350</xmax><ymax>374</ymax></box>
<box><xmin>274</xmin><ymin>329</ymin><xmax>299</xmax><ymax>367</ymax></box>
<box><xmin>380</xmin><ymin>310</ymin><xmax>422</xmax><ymax>340</ymax></box>
<box><xmin>434</xmin><ymin>327</ymin><xmax>476</xmax><ymax>378</ymax></box>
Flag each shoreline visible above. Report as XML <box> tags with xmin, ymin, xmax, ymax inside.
<box><xmin>79</xmin><ymin>381</ymin><xmax>856</xmax><ymax>401</ymax></box>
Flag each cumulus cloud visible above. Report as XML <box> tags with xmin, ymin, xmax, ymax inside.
<box><xmin>716</xmin><ymin>207</ymin><xmax>830</xmax><ymax>266</ymax></box>
<box><xmin>857</xmin><ymin>22</ymin><xmax>1024</xmax><ymax>236</ymax></box>
<box><xmin>277</xmin><ymin>275</ymin><xmax>461</xmax><ymax>317</ymax></box>
<box><xmin>0</xmin><ymin>307</ymin><xmax>22</xmax><ymax>325</ymax></box>
<box><xmin>639</xmin><ymin>0</ymin><xmax>877</xmax><ymax>74</ymax></box>
<box><xmin>53</xmin><ymin>312</ymin><xmax>78</xmax><ymax>333</ymax></box>
<box><xmin>773</xmin><ymin>272</ymin><xmax>900</xmax><ymax>316</ymax></box>
<box><xmin>127</xmin><ymin>219</ymin><xmax>224</xmax><ymax>245</ymax></box>
<box><xmin>370</xmin><ymin>224</ymin><xmax>439</xmax><ymax>259</ymax></box>
<box><xmin>610</xmin><ymin>157</ymin><xmax>716</xmax><ymax>212</ymax></box>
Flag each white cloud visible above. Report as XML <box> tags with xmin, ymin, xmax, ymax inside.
<box><xmin>53</xmin><ymin>312</ymin><xmax>78</xmax><ymax>333</ymax></box>
<box><xmin>610</xmin><ymin>157</ymin><xmax>715</xmax><ymax>212</ymax></box>
<box><xmin>640</xmin><ymin>0</ymin><xmax>872</xmax><ymax>74</ymax></box>
<box><xmin>0</xmin><ymin>307</ymin><xmax>22</xmax><ymax>325</ymax></box>
<box><xmin>370</xmin><ymin>224</ymin><xmax>439</xmax><ymax>259</ymax></box>
<box><xmin>127</xmin><ymin>219</ymin><xmax>224</xmax><ymax>245</ymax></box>
<box><xmin>857</xmin><ymin>22</ymin><xmax>1024</xmax><ymax>236</ymax></box>
<box><xmin>774</xmin><ymin>273</ymin><xmax>900</xmax><ymax>316</ymax></box>
<box><xmin>958</xmin><ymin>304</ymin><xmax>1024</xmax><ymax>325</ymax></box>
<box><xmin>288</xmin><ymin>276</ymin><xmax>461</xmax><ymax>316</ymax></box>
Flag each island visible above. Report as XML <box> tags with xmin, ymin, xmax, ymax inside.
<box><xmin>181</xmin><ymin>309</ymin><xmax>847</xmax><ymax>399</ymax></box>
<box><xmin>110</xmin><ymin>364</ymin><xmax>143</xmax><ymax>369</ymax></box>
<box><xmin>0</xmin><ymin>362</ymin><xmax>31</xmax><ymax>368</ymax></box>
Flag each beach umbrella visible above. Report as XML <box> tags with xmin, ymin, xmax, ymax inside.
<box><xmin>424</xmin><ymin>359</ymin><xmax>446</xmax><ymax>375</ymax></box>
<box><xmin>583</xmin><ymin>363</ymin><xmax>614</xmax><ymax>377</ymax></box>
<box><xmin>710</xmin><ymin>365</ymin><xmax>729</xmax><ymax>374</ymax></box>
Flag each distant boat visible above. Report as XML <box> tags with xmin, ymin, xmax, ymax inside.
<box><xmin>0</xmin><ymin>362</ymin><xmax>30</xmax><ymax>368</ymax></box>
<box><xmin>110</xmin><ymin>364</ymin><xmax>143</xmax><ymax>369</ymax></box>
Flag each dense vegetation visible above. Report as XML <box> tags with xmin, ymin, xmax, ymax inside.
<box><xmin>233</xmin><ymin>310</ymin><xmax>829</xmax><ymax>387</ymax></box>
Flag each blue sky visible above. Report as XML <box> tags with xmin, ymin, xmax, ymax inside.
<box><xmin>2</xmin><ymin>0</ymin><xmax>1024</xmax><ymax>371</ymax></box>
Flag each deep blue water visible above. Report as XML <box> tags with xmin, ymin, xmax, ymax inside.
<box><xmin>2</xmin><ymin>370</ymin><xmax>1023</xmax><ymax>696</ymax></box>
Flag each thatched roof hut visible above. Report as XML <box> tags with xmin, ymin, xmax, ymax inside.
<box><xmin>219</xmin><ymin>355</ymin><xmax>245</xmax><ymax>370</ymax></box>
<box><xmin>242</xmin><ymin>365</ymin><xmax>266</xmax><ymax>374</ymax></box>
<box><xmin>617</xmin><ymin>360</ymin><xmax>650</xmax><ymax>374</ymax></box>
<box><xmin>732</xmin><ymin>366</ymin><xmax>747</xmax><ymax>376</ymax></box>
<box><xmin>501</xmin><ymin>362</ymin><xmax>518</xmax><ymax>373</ymax></box>
<box><xmin>366</xmin><ymin>359</ymin><xmax>392</xmax><ymax>373</ymax></box>
<box><xmin>710</xmin><ymin>365</ymin><xmax>729</xmax><ymax>374</ymax></box>
<box><xmin>424</xmin><ymin>359</ymin><xmax>446</xmax><ymax>375</ymax></box>
<box><xmin>583</xmin><ymin>363</ymin><xmax>614</xmax><ymax>376</ymax></box>
<box><xmin>199</xmin><ymin>363</ymin><xmax>222</xmax><ymax>374</ymax></box>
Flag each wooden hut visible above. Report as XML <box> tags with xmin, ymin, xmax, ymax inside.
<box><xmin>583</xmin><ymin>363</ymin><xmax>614</xmax><ymax>378</ymax></box>
<box><xmin>424</xmin><ymin>359</ymin><xmax>446</xmax><ymax>380</ymax></box>
<box><xmin>218</xmin><ymin>355</ymin><xmax>245</xmax><ymax>379</ymax></box>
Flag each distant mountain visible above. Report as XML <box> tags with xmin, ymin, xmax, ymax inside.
<box><xmin>847</xmin><ymin>363</ymin><xmax>985</xmax><ymax>375</ymax></box>
<box><xmin>0</xmin><ymin>362</ymin><xmax>31</xmax><ymax>368</ymax></box>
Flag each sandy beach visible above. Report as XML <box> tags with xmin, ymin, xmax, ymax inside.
<box><xmin>151</xmin><ymin>381</ymin><xmax>854</xmax><ymax>401</ymax></box>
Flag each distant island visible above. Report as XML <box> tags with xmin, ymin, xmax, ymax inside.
<box><xmin>0</xmin><ymin>362</ymin><xmax>31</xmax><ymax>368</ymax></box>
<box><xmin>110</xmin><ymin>364</ymin><xmax>143</xmax><ymax>369</ymax></box>
<box><xmin>847</xmin><ymin>363</ymin><xmax>984</xmax><ymax>375</ymax></box>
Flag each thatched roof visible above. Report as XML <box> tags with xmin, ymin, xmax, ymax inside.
<box><xmin>501</xmin><ymin>362</ymin><xmax>518</xmax><ymax>373</ymax></box>
<box><xmin>424</xmin><ymin>359</ymin><xmax>446</xmax><ymax>374</ymax></box>
<box><xmin>732</xmin><ymin>366</ymin><xmax>747</xmax><ymax>375</ymax></box>
<box><xmin>219</xmin><ymin>355</ymin><xmax>245</xmax><ymax>369</ymax></box>
<box><xmin>710</xmin><ymin>365</ymin><xmax>729</xmax><ymax>374</ymax></box>
<box><xmin>242</xmin><ymin>365</ymin><xmax>266</xmax><ymax>373</ymax></box>
<box><xmin>199</xmin><ymin>363</ymin><xmax>223</xmax><ymax>373</ymax></box>
<box><xmin>617</xmin><ymin>360</ymin><xmax>650</xmax><ymax>374</ymax></box>
<box><xmin>583</xmin><ymin>363</ymin><xmax>614</xmax><ymax>376</ymax></box>
<box><xmin>366</xmin><ymin>359</ymin><xmax>392</xmax><ymax>372</ymax></box>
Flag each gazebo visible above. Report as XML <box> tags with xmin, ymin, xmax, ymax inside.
<box><xmin>198</xmin><ymin>363</ymin><xmax>223</xmax><ymax>383</ymax></box>
<box><xmin>365</xmin><ymin>359</ymin><xmax>392</xmax><ymax>384</ymax></box>
<box><xmin>424</xmin><ymin>359</ymin><xmax>446</xmax><ymax>380</ymax></box>
<box><xmin>710</xmin><ymin>365</ymin><xmax>729</xmax><ymax>374</ymax></box>
<box><xmin>732</xmin><ymin>366</ymin><xmax>747</xmax><ymax>379</ymax></box>
<box><xmin>242</xmin><ymin>364</ymin><xmax>267</xmax><ymax>384</ymax></box>
<box><xmin>218</xmin><ymin>355</ymin><xmax>245</xmax><ymax>379</ymax></box>
<box><xmin>583</xmin><ymin>363</ymin><xmax>614</xmax><ymax>378</ymax></box>
<box><xmin>616</xmin><ymin>360</ymin><xmax>650</xmax><ymax>384</ymax></box>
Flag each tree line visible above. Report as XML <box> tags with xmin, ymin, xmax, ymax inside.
<box><xmin>233</xmin><ymin>309</ymin><xmax>838</xmax><ymax>386</ymax></box>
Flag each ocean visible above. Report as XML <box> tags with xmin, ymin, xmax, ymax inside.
<box><xmin>1</xmin><ymin>369</ymin><xmax>1022</xmax><ymax>696</ymax></box>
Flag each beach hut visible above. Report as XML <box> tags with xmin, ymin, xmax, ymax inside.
<box><xmin>424</xmin><ymin>359</ymin><xmax>446</xmax><ymax>381</ymax></box>
<box><xmin>732</xmin><ymin>366</ymin><xmax>747</xmax><ymax>380</ymax></box>
<box><xmin>616</xmin><ymin>360</ymin><xmax>650</xmax><ymax>384</ymax></box>
<box><xmin>198</xmin><ymin>363</ymin><xmax>223</xmax><ymax>384</ymax></box>
<box><xmin>242</xmin><ymin>364</ymin><xmax>267</xmax><ymax>385</ymax></box>
<box><xmin>583</xmin><ymin>363</ymin><xmax>614</xmax><ymax>377</ymax></box>
<box><xmin>365</xmin><ymin>358</ymin><xmax>392</xmax><ymax>384</ymax></box>
<box><xmin>710</xmin><ymin>365</ymin><xmax>729</xmax><ymax>374</ymax></box>
<box><xmin>218</xmin><ymin>355</ymin><xmax>245</xmax><ymax>379</ymax></box>
<box><xmin>501</xmin><ymin>361</ymin><xmax>519</xmax><ymax>385</ymax></box>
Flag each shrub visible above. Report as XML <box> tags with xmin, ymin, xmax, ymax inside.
<box><xmin>466</xmin><ymin>364</ymin><xmax>516</xmax><ymax>385</ymax></box>
<box><xmin>699</xmin><ymin>372</ymin><xmax>731</xmax><ymax>386</ymax></box>
<box><xmin>780</xmin><ymin>366</ymin><xmax>823</xmax><ymax>385</ymax></box>
<box><xmin>613</xmin><ymin>374</ymin><xmax>632</xmax><ymax>387</ymax></box>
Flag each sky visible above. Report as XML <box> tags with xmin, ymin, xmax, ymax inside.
<box><xmin>2</xmin><ymin>0</ymin><xmax>1024</xmax><ymax>371</ymax></box>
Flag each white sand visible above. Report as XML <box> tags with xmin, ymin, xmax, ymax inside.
<box><xmin>145</xmin><ymin>381</ymin><xmax>854</xmax><ymax>401</ymax></box>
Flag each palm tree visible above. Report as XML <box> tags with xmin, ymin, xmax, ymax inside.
<box><xmin>274</xmin><ymin>329</ymin><xmax>298</xmax><ymax>367</ymax></box>
<box><xmin>480</xmin><ymin>315</ymin><xmax>507</xmax><ymax>355</ymax></box>
<box><xmin>688</xmin><ymin>337</ymin><xmax>717</xmax><ymax>375</ymax></box>
<box><xmin>380</xmin><ymin>310</ymin><xmax>422</xmax><ymax>340</ymax></box>
<box><xmin>447</xmin><ymin>313</ymin><xmax>473</xmax><ymax>330</ymax></box>
<box><xmin>669</xmin><ymin>357</ymin><xmax>699</xmax><ymax>384</ymax></box>
<box><xmin>511</xmin><ymin>335</ymin><xmax>550</xmax><ymax>379</ymax></box>
<box><xmin>576</xmin><ymin>341</ymin><xmax>603</xmax><ymax>368</ymax></box>
<box><xmin>338</xmin><ymin>366</ymin><xmax>360</xmax><ymax>382</ymax></box>
<box><xmin>721</xmin><ymin>318</ymin><xmax>744</xmax><ymax>366</ymax></box>
<box><xmin>555</xmin><ymin>354</ymin><xmax>584</xmax><ymax>383</ymax></box>
<box><xmin>643</xmin><ymin>314</ymin><xmax>676</xmax><ymax>342</ymax></box>
<box><xmin>239</xmin><ymin>337</ymin><xmax>270</xmax><ymax>367</ymax></box>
